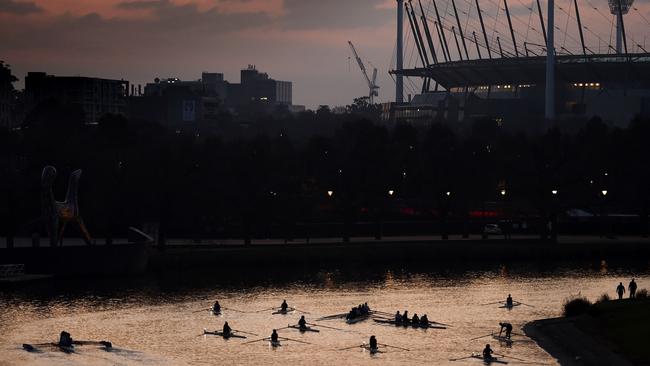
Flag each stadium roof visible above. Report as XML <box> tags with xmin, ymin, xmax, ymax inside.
<box><xmin>393</xmin><ymin>53</ymin><xmax>650</xmax><ymax>89</ymax></box>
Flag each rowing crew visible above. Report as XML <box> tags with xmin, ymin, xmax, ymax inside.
<box><xmin>394</xmin><ymin>311</ymin><xmax>429</xmax><ymax>326</ymax></box>
<box><xmin>506</xmin><ymin>294</ymin><xmax>514</xmax><ymax>307</ymax></box>
<box><xmin>482</xmin><ymin>344</ymin><xmax>494</xmax><ymax>361</ymax></box>
<box><xmin>59</xmin><ymin>331</ymin><xmax>73</xmax><ymax>348</ymax></box>
<box><xmin>498</xmin><ymin>322</ymin><xmax>513</xmax><ymax>339</ymax></box>
<box><xmin>213</xmin><ymin>301</ymin><xmax>221</xmax><ymax>314</ymax></box>
<box><xmin>346</xmin><ymin>303</ymin><xmax>371</xmax><ymax>320</ymax></box>
<box><xmin>222</xmin><ymin>321</ymin><xmax>233</xmax><ymax>336</ymax></box>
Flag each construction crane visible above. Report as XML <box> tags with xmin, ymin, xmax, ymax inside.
<box><xmin>348</xmin><ymin>41</ymin><xmax>379</xmax><ymax>104</ymax></box>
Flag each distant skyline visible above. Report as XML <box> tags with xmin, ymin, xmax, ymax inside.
<box><xmin>2</xmin><ymin>0</ymin><xmax>650</xmax><ymax>108</ymax></box>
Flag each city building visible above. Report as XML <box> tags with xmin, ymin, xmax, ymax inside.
<box><xmin>130</xmin><ymin>73</ymin><xmax>223</xmax><ymax>133</ymax></box>
<box><xmin>24</xmin><ymin>72</ymin><xmax>129</xmax><ymax>124</ymax></box>
<box><xmin>227</xmin><ymin>65</ymin><xmax>292</xmax><ymax>108</ymax></box>
<box><xmin>130</xmin><ymin>67</ymin><xmax>293</xmax><ymax>132</ymax></box>
<box><xmin>0</xmin><ymin>61</ymin><xmax>18</xmax><ymax>129</ymax></box>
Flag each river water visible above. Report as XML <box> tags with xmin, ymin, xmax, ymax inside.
<box><xmin>1</xmin><ymin>259</ymin><xmax>648</xmax><ymax>366</ymax></box>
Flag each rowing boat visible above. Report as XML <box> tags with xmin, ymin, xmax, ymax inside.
<box><xmin>499</xmin><ymin>303</ymin><xmax>521</xmax><ymax>309</ymax></box>
<box><xmin>373</xmin><ymin>319</ymin><xmax>446</xmax><ymax>329</ymax></box>
<box><xmin>316</xmin><ymin>313</ymin><xmax>348</xmax><ymax>321</ymax></box>
<box><xmin>470</xmin><ymin>355</ymin><xmax>508</xmax><ymax>364</ymax></box>
<box><xmin>288</xmin><ymin>325</ymin><xmax>320</xmax><ymax>333</ymax></box>
<box><xmin>269</xmin><ymin>340</ymin><xmax>282</xmax><ymax>347</ymax></box>
<box><xmin>23</xmin><ymin>343</ymin><xmax>74</xmax><ymax>353</ymax></box>
<box><xmin>491</xmin><ymin>334</ymin><xmax>513</xmax><ymax>343</ymax></box>
<box><xmin>203</xmin><ymin>330</ymin><xmax>247</xmax><ymax>339</ymax></box>
<box><xmin>361</xmin><ymin>345</ymin><xmax>381</xmax><ymax>354</ymax></box>
<box><xmin>272</xmin><ymin>307</ymin><xmax>295</xmax><ymax>315</ymax></box>
<box><xmin>345</xmin><ymin>313</ymin><xmax>371</xmax><ymax>324</ymax></box>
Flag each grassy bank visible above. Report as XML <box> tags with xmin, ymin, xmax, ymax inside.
<box><xmin>584</xmin><ymin>298</ymin><xmax>650</xmax><ymax>364</ymax></box>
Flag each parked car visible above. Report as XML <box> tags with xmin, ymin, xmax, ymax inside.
<box><xmin>483</xmin><ymin>224</ymin><xmax>502</xmax><ymax>235</ymax></box>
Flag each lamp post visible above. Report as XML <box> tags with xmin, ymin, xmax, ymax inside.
<box><xmin>550</xmin><ymin>189</ymin><xmax>559</xmax><ymax>242</ymax></box>
<box><xmin>377</xmin><ymin>189</ymin><xmax>395</xmax><ymax>240</ymax></box>
<box><xmin>600</xmin><ymin>189</ymin><xmax>608</xmax><ymax>238</ymax></box>
<box><xmin>441</xmin><ymin>191</ymin><xmax>451</xmax><ymax>240</ymax></box>
<box><xmin>498</xmin><ymin>189</ymin><xmax>511</xmax><ymax>239</ymax></box>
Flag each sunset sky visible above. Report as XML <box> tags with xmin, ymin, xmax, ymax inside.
<box><xmin>2</xmin><ymin>0</ymin><xmax>650</xmax><ymax>107</ymax></box>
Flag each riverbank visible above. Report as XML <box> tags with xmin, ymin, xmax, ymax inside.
<box><xmin>2</xmin><ymin>234</ymin><xmax>649</xmax><ymax>274</ymax></box>
<box><xmin>524</xmin><ymin>299</ymin><xmax>650</xmax><ymax>365</ymax></box>
<box><xmin>148</xmin><ymin>235</ymin><xmax>650</xmax><ymax>270</ymax></box>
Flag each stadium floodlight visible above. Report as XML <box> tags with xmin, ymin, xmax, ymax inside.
<box><xmin>608</xmin><ymin>0</ymin><xmax>634</xmax><ymax>15</ymax></box>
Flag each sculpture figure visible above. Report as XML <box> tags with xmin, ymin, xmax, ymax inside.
<box><xmin>41</xmin><ymin>166</ymin><xmax>92</xmax><ymax>246</ymax></box>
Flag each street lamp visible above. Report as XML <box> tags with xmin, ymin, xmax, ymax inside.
<box><xmin>327</xmin><ymin>190</ymin><xmax>334</xmax><ymax>197</ymax></box>
<box><xmin>601</xmin><ymin>190</ymin><xmax>608</xmax><ymax>197</ymax></box>
<box><xmin>388</xmin><ymin>190</ymin><xmax>395</xmax><ymax>196</ymax></box>
<box><xmin>551</xmin><ymin>189</ymin><xmax>558</xmax><ymax>195</ymax></box>
<box><xmin>446</xmin><ymin>191</ymin><xmax>451</xmax><ymax>197</ymax></box>
<box><xmin>500</xmin><ymin>189</ymin><xmax>507</xmax><ymax>196</ymax></box>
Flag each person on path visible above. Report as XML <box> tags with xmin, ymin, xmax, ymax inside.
<box><xmin>616</xmin><ymin>282</ymin><xmax>626</xmax><ymax>300</ymax></box>
<box><xmin>629</xmin><ymin>279</ymin><xmax>637</xmax><ymax>299</ymax></box>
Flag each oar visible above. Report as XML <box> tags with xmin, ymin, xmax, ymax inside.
<box><xmin>494</xmin><ymin>353</ymin><xmax>529</xmax><ymax>362</ymax></box>
<box><xmin>317</xmin><ymin>312</ymin><xmax>348</xmax><ymax>320</ymax></box>
<box><xmin>242</xmin><ymin>337</ymin><xmax>270</xmax><ymax>345</ymax></box>
<box><xmin>515</xmin><ymin>301</ymin><xmax>535</xmax><ymax>308</ymax></box>
<box><xmin>449</xmin><ymin>355</ymin><xmax>475</xmax><ymax>361</ymax></box>
<box><xmin>430</xmin><ymin>320</ymin><xmax>453</xmax><ymax>327</ymax></box>
<box><xmin>481</xmin><ymin>301</ymin><xmax>504</xmax><ymax>306</ymax></box>
<box><xmin>278</xmin><ymin>336</ymin><xmax>311</xmax><ymax>345</ymax></box>
<box><xmin>23</xmin><ymin>342</ymin><xmax>57</xmax><ymax>351</ymax></box>
<box><xmin>233</xmin><ymin>329</ymin><xmax>258</xmax><ymax>336</ymax></box>
<box><xmin>378</xmin><ymin>343</ymin><xmax>410</xmax><ymax>351</ymax></box>
<box><xmin>292</xmin><ymin>307</ymin><xmax>311</xmax><ymax>314</ymax></box>
<box><xmin>307</xmin><ymin>322</ymin><xmax>344</xmax><ymax>331</ymax></box>
<box><xmin>192</xmin><ymin>308</ymin><xmax>210</xmax><ymax>313</ymax></box>
<box><xmin>255</xmin><ymin>307</ymin><xmax>277</xmax><ymax>313</ymax></box>
<box><xmin>223</xmin><ymin>307</ymin><xmax>249</xmax><ymax>313</ymax></box>
<box><xmin>469</xmin><ymin>332</ymin><xmax>494</xmax><ymax>341</ymax></box>
<box><xmin>371</xmin><ymin>310</ymin><xmax>393</xmax><ymax>315</ymax></box>
<box><xmin>72</xmin><ymin>340</ymin><xmax>112</xmax><ymax>348</ymax></box>
<box><xmin>338</xmin><ymin>344</ymin><xmax>363</xmax><ymax>351</ymax></box>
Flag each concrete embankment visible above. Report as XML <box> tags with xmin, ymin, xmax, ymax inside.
<box><xmin>524</xmin><ymin>316</ymin><xmax>634</xmax><ymax>366</ymax></box>
<box><xmin>148</xmin><ymin>237</ymin><xmax>650</xmax><ymax>270</ymax></box>
<box><xmin>525</xmin><ymin>299</ymin><xmax>650</xmax><ymax>366</ymax></box>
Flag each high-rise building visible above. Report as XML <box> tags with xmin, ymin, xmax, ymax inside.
<box><xmin>24</xmin><ymin>72</ymin><xmax>129</xmax><ymax>124</ymax></box>
<box><xmin>227</xmin><ymin>65</ymin><xmax>292</xmax><ymax>107</ymax></box>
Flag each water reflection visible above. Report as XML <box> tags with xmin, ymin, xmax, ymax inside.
<box><xmin>1</xmin><ymin>259</ymin><xmax>648</xmax><ymax>366</ymax></box>
<box><xmin>600</xmin><ymin>259</ymin><xmax>608</xmax><ymax>274</ymax></box>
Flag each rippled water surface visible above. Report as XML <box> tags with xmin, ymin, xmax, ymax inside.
<box><xmin>1</xmin><ymin>259</ymin><xmax>649</xmax><ymax>366</ymax></box>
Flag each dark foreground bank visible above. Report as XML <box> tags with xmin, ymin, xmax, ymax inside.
<box><xmin>524</xmin><ymin>299</ymin><xmax>650</xmax><ymax>366</ymax></box>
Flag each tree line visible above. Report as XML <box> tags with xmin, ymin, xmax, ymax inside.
<box><xmin>1</xmin><ymin>99</ymin><xmax>649</xmax><ymax>243</ymax></box>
